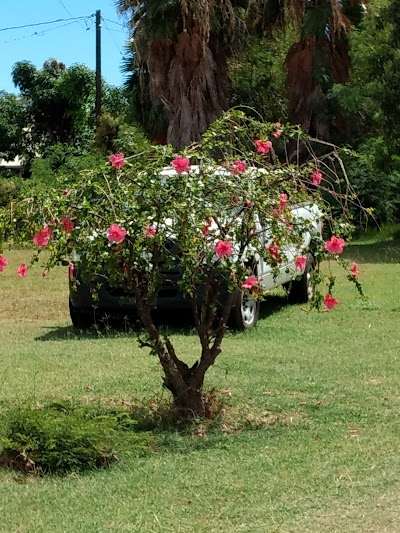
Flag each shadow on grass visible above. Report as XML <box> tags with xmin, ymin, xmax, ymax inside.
<box><xmin>344</xmin><ymin>239</ymin><xmax>400</xmax><ymax>264</ymax></box>
<box><xmin>35</xmin><ymin>294</ymin><xmax>290</xmax><ymax>342</ymax></box>
<box><xmin>259</xmin><ymin>294</ymin><xmax>289</xmax><ymax>320</ymax></box>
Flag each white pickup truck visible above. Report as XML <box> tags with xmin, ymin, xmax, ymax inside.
<box><xmin>230</xmin><ymin>202</ymin><xmax>322</xmax><ymax>329</ymax></box>
<box><xmin>69</xmin><ymin>168</ymin><xmax>322</xmax><ymax>330</ymax></box>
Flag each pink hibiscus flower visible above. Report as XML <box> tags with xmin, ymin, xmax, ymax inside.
<box><xmin>61</xmin><ymin>217</ymin><xmax>75</xmax><ymax>234</ymax></box>
<box><xmin>273</xmin><ymin>122</ymin><xmax>283</xmax><ymax>138</ymax></box>
<box><xmin>324</xmin><ymin>294</ymin><xmax>339</xmax><ymax>309</ymax></box>
<box><xmin>109</xmin><ymin>153</ymin><xmax>126</xmax><ymax>169</ymax></box>
<box><xmin>202</xmin><ymin>218</ymin><xmax>213</xmax><ymax>236</ymax></box>
<box><xmin>107</xmin><ymin>224</ymin><xmax>127</xmax><ymax>244</ymax></box>
<box><xmin>0</xmin><ymin>255</ymin><xmax>8</xmax><ymax>273</ymax></box>
<box><xmin>268</xmin><ymin>243</ymin><xmax>281</xmax><ymax>261</ymax></box>
<box><xmin>279</xmin><ymin>193</ymin><xmax>288</xmax><ymax>211</ymax></box>
<box><xmin>143</xmin><ymin>224</ymin><xmax>156</xmax><ymax>238</ymax></box>
<box><xmin>295</xmin><ymin>256</ymin><xmax>307</xmax><ymax>271</ymax></box>
<box><xmin>68</xmin><ymin>261</ymin><xmax>75</xmax><ymax>280</ymax></box>
<box><xmin>242</xmin><ymin>275</ymin><xmax>262</xmax><ymax>290</ymax></box>
<box><xmin>215</xmin><ymin>240</ymin><xmax>233</xmax><ymax>259</ymax></box>
<box><xmin>171</xmin><ymin>156</ymin><xmax>190</xmax><ymax>174</ymax></box>
<box><xmin>255</xmin><ymin>139</ymin><xmax>273</xmax><ymax>155</ymax></box>
<box><xmin>324</xmin><ymin>236</ymin><xmax>345</xmax><ymax>255</ymax></box>
<box><xmin>351</xmin><ymin>261</ymin><xmax>360</xmax><ymax>276</ymax></box>
<box><xmin>18</xmin><ymin>263</ymin><xmax>28</xmax><ymax>278</ymax></box>
<box><xmin>231</xmin><ymin>160</ymin><xmax>247</xmax><ymax>175</ymax></box>
<box><xmin>33</xmin><ymin>226</ymin><xmax>54</xmax><ymax>248</ymax></box>
<box><xmin>312</xmin><ymin>170</ymin><xmax>323</xmax><ymax>186</ymax></box>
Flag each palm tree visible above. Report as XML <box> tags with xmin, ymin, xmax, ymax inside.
<box><xmin>283</xmin><ymin>0</ymin><xmax>366</xmax><ymax>139</ymax></box>
<box><xmin>117</xmin><ymin>0</ymin><xmax>245</xmax><ymax>149</ymax></box>
<box><xmin>118</xmin><ymin>1</ymin><xmax>366</xmax><ymax>147</ymax></box>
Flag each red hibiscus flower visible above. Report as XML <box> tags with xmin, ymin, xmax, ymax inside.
<box><xmin>351</xmin><ymin>261</ymin><xmax>360</xmax><ymax>276</ymax></box>
<box><xmin>0</xmin><ymin>255</ymin><xmax>8</xmax><ymax>273</ymax></box>
<box><xmin>324</xmin><ymin>236</ymin><xmax>345</xmax><ymax>255</ymax></box>
<box><xmin>231</xmin><ymin>160</ymin><xmax>247</xmax><ymax>175</ymax></box>
<box><xmin>279</xmin><ymin>193</ymin><xmax>288</xmax><ymax>211</ymax></box>
<box><xmin>61</xmin><ymin>217</ymin><xmax>75</xmax><ymax>234</ymax></box>
<box><xmin>18</xmin><ymin>263</ymin><xmax>28</xmax><ymax>278</ymax></box>
<box><xmin>107</xmin><ymin>224</ymin><xmax>127</xmax><ymax>244</ymax></box>
<box><xmin>143</xmin><ymin>224</ymin><xmax>156</xmax><ymax>238</ymax></box>
<box><xmin>295</xmin><ymin>256</ymin><xmax>307</xmax><ymax>271</ymax></box>
<box><xmin>312</xmin><ymin>170</ymin><xmax>323</xmax><ymax>186</ymax></box>
<box><xmin>171</xmin><ymin>156</ymin><xmax>190</xmax><ymax>174</ymax></box>
<box><xmin>255</xmin><ymin>139</ymin><xmax>272</xmax><ymax>154</ymax></box>
<box><xmin>324</xmin><ymin>294</ymin><xmax>339</xmax><ymax>309</ymax></box>
<box><xmin>215</xmin><ymin>240</ymin><xmax>233</xmax><ymax>259</ymax></box>
<box><xmin>242</xmin><ymin>275</ymin><xmax>262</xmax><ymax>290</ymax></box>
<box><xmin>33</xmin><ymin>226</ymin><xmax>54</xmax><ymax>248</ymax></box>
<box><xmin>109</xmin><ymin>153</ymin><xmax>126</xmax><ymax>169</ymax></box>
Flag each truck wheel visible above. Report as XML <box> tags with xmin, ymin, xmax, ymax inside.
<box><xmin>69</xmin><ymin>300</ymin><xmax>96</xmax><ymax>329</ymax></box>
<box><xmin>286</xmin><ymin>253</ymin><xmax>316</xmax><ymax>304</ymax></box>
<box><xmin>230</xmin><ymin>289</ymin><xmax>260</xmax><ymax>330</ymax></box>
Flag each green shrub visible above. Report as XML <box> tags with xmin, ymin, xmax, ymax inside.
<box><xmin>0</xmin><ymin>178</ymin><xmax>19</xmax><ymax>207</ymax></box>
<box><xmin>59</xmin><ymin>151</ymin><xmax>104</xmax><ymax>177</ymax></box>
<box><xmin>29</xmin><ymin>158</ymin><xmax>57</xmax><ymax>187</ymax></box>
<box><xmin>228</xmin><ymin>30</ymin><xmax>294</xmax><ymax>122</ymax></box>
<box><xmin>113</xmin><ymin>123</ymin><xmax>151</xmax><ymax>156</ymax></box>
<box><xmin>0</xmin><ymin>403</ymin><xmax>154</xmax><ymax>475</ymax></box>
<box><xmin>342</xmin><ymin>138</ymin><xmax>400</xmax><ymax>226</ymax></box>
<box><xmin>94</xmin><ymin>113</ymin><xmax>120</xmax><ymax>153</ymax></box>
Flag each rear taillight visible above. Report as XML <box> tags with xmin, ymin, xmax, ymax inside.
<box><xmin>68</xmin><ymin>261</ymin><xmax>75</xmax><ymax>280</ymax></box>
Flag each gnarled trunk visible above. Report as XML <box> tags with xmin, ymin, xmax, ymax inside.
<box><xmin>147</xmin><ymin>20</ymin><xmax>228</xmax><ymax>150</ymax></box>
<box><xmin>118</xmin><ymin>0</ymin><xmax>236</xmax><ymax>150</ymax></box>
<box><xmin>134</xmin><ymin>281</ymin><xmax>233</xmax><ymax>418</ymax></box>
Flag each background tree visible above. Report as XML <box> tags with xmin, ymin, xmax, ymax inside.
<box><xmin>12</xmin><ymin>59</ymin><xmax>130</xmax><ymax>157</ymax></box>
<box><xmin>119</xmin><ymin>1</ymin><xmax>366</xmax><ymax>146</ymax></box>
<box><xmin>332</xmin><ymin>0</ymin><xmax>400</xmax><ymax>223</ymax></box>
<box><xmin>117</xmin><ymin>0</ymin><xmax>247</xmax><ymax>149</ymax></box>
<box><xmin>12</xmin><ymin>60</ymin><xmax>95</xmax><ymax>153</ymax></box>
<box><xmin>281</xmin><ymin>0</ymin><xmax>365</xmax><ymax>140</ymax></box>
<box><xmin>0</xmin><ymin>92</ymin><xmax>25</xmax><ymax>161</ymax></box>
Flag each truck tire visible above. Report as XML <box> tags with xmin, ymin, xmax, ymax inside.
<box><xmin>230</xmin><ymin>288</ymin><xmax>260</xmax><ymax>330</ymax></box>
<box><xmin>286</xmin><ymin>253</ymin><xmax>316</xmax><ymax>304</ymax></box>
<box><xmin>69</xmin><ymin>300</ymin><xmax>96</xmax><ymax>329</ymax></box>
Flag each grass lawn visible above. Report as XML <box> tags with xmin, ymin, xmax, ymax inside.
<box><xmin>0</xmin><ymin>231</ymin><xmax>400</xmax><ymax>532</ymax></box>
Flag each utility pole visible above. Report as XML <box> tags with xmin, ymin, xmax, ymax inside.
<box><xmin>95</xmin><ymin>9</ymin><xmax>101</xmax><ymax>123</ymax></box>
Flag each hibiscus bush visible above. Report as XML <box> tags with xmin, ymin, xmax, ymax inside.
<box><xmin>0</xmin><ymin>111</ymin><xmax>364</xmax><ymax>417</ymax></box>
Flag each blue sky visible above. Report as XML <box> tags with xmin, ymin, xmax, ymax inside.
<box><xmin>0</xmin><ymin>0</ymin><xmax>128</xmax><ymax>93</ymax></box>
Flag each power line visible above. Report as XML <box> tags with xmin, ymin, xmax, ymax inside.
<box><xmin>0</xmin><ymin>15</ymin><xmax>94</xmax><ymax>33</ymax></box>
<box><xmin>103</xmin><ymin>17</ymin><xmax>126</xmax><ymax>28</ymax></box>
<box><xmin>57</xmin><ymin>0</ymin><xmax>87</xmax><ymax>31</ymax></box>
<box><xmin>102</xmin><ymin>17</ymin><xmax>123</xmax><ymax>56</ymax></box>
<box><xmin>0</xmin><ymin>20</ymin><xmax>87</xmax><ymax>45</ymax></box>
<box><xmin>101</xmin><ymin>26</ymin><xmax>123</xmax><ymax>33</ymax></box>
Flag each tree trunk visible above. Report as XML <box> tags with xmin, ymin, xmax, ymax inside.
<box><xmin>134</xmin><ymin>287</ymin><xmax>208</xmax><ymax>417</ymax></box>
<box><xmin>164</xmin><ymin>377</ymin><xmax>206</xmax><ymax>418</ymax></box>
